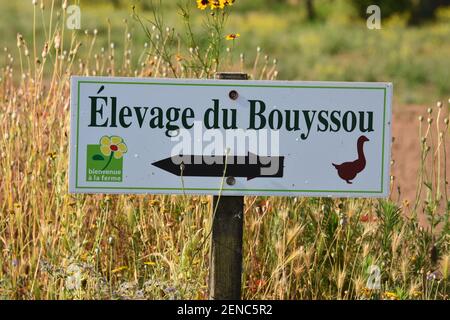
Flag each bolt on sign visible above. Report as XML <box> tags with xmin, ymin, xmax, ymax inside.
<box><xmin>69</xmin><ymin>77</ymin><xmax>392</xmax><ymax>197</ymax></box>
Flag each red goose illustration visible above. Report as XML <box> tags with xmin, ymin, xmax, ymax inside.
<box><xmin>332</xmin><ymin>135</ymin><xmax>369</xmax><ymax>184</ymax></box>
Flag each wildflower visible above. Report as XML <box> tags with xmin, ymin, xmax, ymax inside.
<box><xmin>255</xmin><ymin>279</ymin><xmax>266</xmax><ymax>287</ymax></box>
<box><xmin>197</xmin><ymin>0</ymin><xmax>210</xmax><ymax>10</ymax></box>
<box><xmin>65</xmin><ymin>264</ymin><xmax>82</xmax><ymax>290</ymax></box>
<box><xmin>47</xmin><ymin>151</ymin><xmax>57</xmax><ymax>160</ymax></box>
<box><xmin>412</xmin><ymin>290</ymin><xmax>422</xmax><ymax>298</ymax></box>
<box><xmin>112</xmin><ymin>266</ymin><xmax>128</xmax><ymax>273</ymax></box>
<box><xmin>402</xmin><ymin>199</ymin><xmax>410</xmax><ymax>209</ymax></box>
<box><xmin>383</xmin><ymin>291</ymin><xmax>398</xmax><ymax>300</ymax></box>
<box><xmin>223</xmin><ymin>0</ymin><xmax>235</xmax><ymax>6</ymax></box>
<box><xmin>100</xmin><ymin>136</ymin><xmax>127</xmax><ymax>159</ymax></box>
<box><xmin>149</xmin><ymin>199</ymin><xmax>160</xmax><ymax>206</ymax></box>
<box><xmin>426</xmin><ymin>270</ymin><xmax>443</xmax><ymax>281</ymax></box>
<box><xmin>80</xmin><ymin>252</ymin><xmax>89</xmax><ymax>261</ymax></box>
<box><xmin>248</xmin><ymin>278</ymin><xmax>266</xmax><ymax>293</ymax></box>
<box><xmin>165</xmin><ymin>286</ymin><xmax>177</xmax><ymax>294</ymax></box>
<box><xmin>225</xmin><ymin>33</ymin><xmax>240</xmax><ymax>40</ymax></box>
<box><xmin>360</xmin><ymin>214</ymin><xmax>370</xmax><ymax>222</ymax></box>
<box><xmin>210</xmin><ymin>0</ymin><xmax>225</xmax><ymax>9</ymax></box>
<box><xmin>359</xmin><ymin>287</ymin><xmax>372</xmax><ymax>298</ymax></box>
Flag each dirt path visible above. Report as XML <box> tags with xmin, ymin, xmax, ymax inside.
<box><xmin>390</xmin><ymin>104</ymin><xmax>449</xmax><ymax>211</ymax></box>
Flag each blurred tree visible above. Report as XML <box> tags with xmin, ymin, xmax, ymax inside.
<box><xmin>306</xmin><ymin>0</ymin><xmax>316</xmax><ymax>21</ymax></box>
<box><xmin>409</xmin><ymin>0</ymin><xmax>449</xmax><ymax>24</ymax></box>
<box><xmin>111</xmin><ymin>0</ymin><xmax>120</xmax><ymax>8</ymax></box>
<box><xmin>351</xmin><ymin>0</ymin><xmax>450</xmax><ymax>24</ymax></box>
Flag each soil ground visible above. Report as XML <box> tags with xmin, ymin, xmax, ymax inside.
<box><xmin>390</xmin><ymin>104</ymin><xmax>449</xmax><ymax>224</ymax></box>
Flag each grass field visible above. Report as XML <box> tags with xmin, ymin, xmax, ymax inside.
<box><xmin>1</xmin><ymin>0</ymin><xmax>450</xmax><ymax>105</ymax></box>
<box><xmin>0</xmin><ymin>0</ymin><xmax>448</xmax><ymax>299</ymax></box>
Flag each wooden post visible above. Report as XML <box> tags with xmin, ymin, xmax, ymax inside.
<box><xmin>209</xmin><ymin>195</ymin><xmax>244</xmax><ymax>299</ymax></box>
<box><xmin>209</xmin><ymin>72</ymin><xmax>248</xmax><ymax>300</ymax></box>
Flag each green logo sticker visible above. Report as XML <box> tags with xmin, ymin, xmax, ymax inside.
<box><xmin>86</xmin><ymin>136</ymin><xmax>128</xmax><ymax>182</ymax></box>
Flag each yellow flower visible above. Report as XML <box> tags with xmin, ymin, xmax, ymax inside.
<box><xmin>100</xmin><ymin>136</ymin><xmax>127</xmax><ymax>159</ymax></box>
<box><xmin>197</xmin><ymin>0</ymin><xmax>210</xmax><ymax>10</ymax></box>
<box><xmin>383</xmin><ymin>291</ymin><xmax>398</xmax><ymax>300</ymax></box>
<box><xmin>223</xmin><ymin>0</ymin><xmax>235</xmax><ymax>6</ymax></box>
<box><xmin>198</xmin><ymin>0</ymin><xmax>234</xmax><ymax>11</ymax></box>
<box><xmin>112</xmin><ymin>266</ymin><xmax>128</xmax><ymax>273</ymax></box>
<box><xmin>225</xmin><ymin>33</ymin><xmax>240</xmax><ymax>40</ymax></box>
<box><xmin>149</xmin><ymin>199</ymin><xmax>160</xmax><ymax>206</ymax></box>
<box><xmin>210</xmin><ymin>0</ymin><xmax>224</xmax><ymax>9</ymax></box>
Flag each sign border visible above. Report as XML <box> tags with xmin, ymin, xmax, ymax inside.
<box><xmin>71</xmin><ymin>78</ymin><xmax>391</xmax><ymax>195</ymax></box>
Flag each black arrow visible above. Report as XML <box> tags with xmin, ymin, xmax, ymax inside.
<box><xmin>152</xmin><ymin>153</ymin><xmax>284</xmax><ymax>180</ymax></box>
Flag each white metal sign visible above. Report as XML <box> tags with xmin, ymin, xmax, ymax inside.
<box><xmin>69</xmin><ymin>76</ymin><xmax>392</xmax><ymax>197</ymax></box>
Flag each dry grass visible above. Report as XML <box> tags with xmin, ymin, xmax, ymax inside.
<box><xmin>0</xmin><ymin>1</ymin><xmax>448</xmax><ymax>300</ymax></box>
